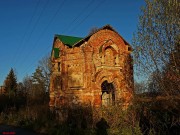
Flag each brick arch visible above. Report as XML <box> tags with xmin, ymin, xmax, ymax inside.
<box><xmin>99</xmin><ymin>42</ymin><xmax>119</xmax><ymax>55</ymax></box>
<box><xmin>88</xmin><ymin>29</ymin><xmax>127</xmax><ymax>52</ymax></box>
<box><xmin>95</xmin><ymin>70</ymin><xmax>119</xmax><ymax>89</ymax></box>
<box><xmin>94</xmin><ymin>70</ymin><xmax>122</xmax><ymax>106</ymax></box>
<box><xmin>113</xmin><ymin>78</ymin><xmax>120</xmax><ymax>90</ymax></box>
<box><xmin>103</xmin><ymin>43</ymin><xmax>119</xmax><ymax>54</ymax></box>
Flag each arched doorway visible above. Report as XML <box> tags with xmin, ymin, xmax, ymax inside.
<box><xmin>101</xmin><ymin>80</ymin><xmax>115</xmax><ymax>106</ymax></box>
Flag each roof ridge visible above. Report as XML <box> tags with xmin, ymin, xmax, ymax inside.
<box><xmin>55</xmin><ymin>34</ymin><xmax>83</xmax><ymax>47</ymax></box>
<box><xmin>73</xmin><ymin>24</ymin><xmax>131</xmax><ymax>47</ymax></box>
<box><xmin>55</xmin><ymin>34</ymin><xmax>83</xmax><ymax>39</ymax></box>
<box><xmin>54</xmin><ymin>24</ymin><xmax>131</xmax><ymax>48</ymax></box>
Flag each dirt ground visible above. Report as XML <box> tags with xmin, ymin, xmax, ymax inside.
<box><xmin>0</xmin><ymin>125</ymin><xmax>41</xmax><ymax>135</ymax></box>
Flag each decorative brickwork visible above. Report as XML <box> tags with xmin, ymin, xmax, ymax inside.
<box><xmin>49</xmin><ymin>25</ymin><xmax>133</xmax><ymax>109</ymax></box>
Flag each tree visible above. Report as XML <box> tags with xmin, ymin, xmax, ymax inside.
<box><xmin>134</xmin><ymin>81</ymin><xmax>147</xmax><ymax>94</ymax></box>
<box><xmin>31</xmin><ymin>66</ymin><xmax>46</xmax><ymax>97</ymax></box>
<box><xmin>88</xmin><ymin>27</ymin><xmax>99</xmax><ymax>35</ymax></box>
<box><xmin>38</xmin><ymin>54</ymin><xmax>51</xmax><ymax>93</ymax></box>
<box><xmin>160</xmin><ymin>39</ymin><xmax>180</xmax><ymax>95</ymax></box>
<box><xmin>29</xmin><ymin>66</ymin><xmax>49</xmax><ymax>104</ymax></box>
<box><xmin>4</xmin><ymin>68</ymin><xmax>17</xmax><ymax>97</ymax></box>
<box><xmin>147</xmin><ymin>70</ymin><xmax>162</xmax><ymax>96</ymax></box>
<box><xmin>133</xmin><ymin>0</ymin><xmax>180</xmax><ymax>94</ymax></box>
<box><xmin>22</xmin><ymin>75</ymin><xmax>33</xmax><ymax>97</ymax></box>
<box><xmin>133</xmin><ymin>0</ymin><xmax>180</xmax><ymax>76</ymax></box>
<box><xmin>17</xmin><ymin>82</ymin><xmax>24</xmax><ymax>96</ymax></box>
<box><xmin>132</xmin><ymin>1</ymin><xmax>180</xmax><ymax>133</ymax></box>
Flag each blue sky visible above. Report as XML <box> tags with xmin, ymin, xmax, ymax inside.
<box><xmin>0</xmin><ymin>0</ymin><xmax>145</xmax><ymax>85</ymax></box>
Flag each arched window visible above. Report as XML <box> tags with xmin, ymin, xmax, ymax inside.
<box><xmin>101</xmin><ymin>80</ymin><xmax>115</xmax><ymax>106</ymax></box>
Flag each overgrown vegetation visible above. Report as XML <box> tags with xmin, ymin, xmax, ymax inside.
<box><xmin>132</xmin><ymin>0</ymin><xmax>180</xmax><ymax>134</ymax></box>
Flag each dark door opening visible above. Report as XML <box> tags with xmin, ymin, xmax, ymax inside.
<box><xmin>101</xmin><ymin>80</ymin><xmax>115</xmax><ymax>106</ymax></box>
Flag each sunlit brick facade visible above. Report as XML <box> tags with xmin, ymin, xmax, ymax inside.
<box><xmin>49</xmin><ymin>25</ymin><xmax>133</xmax><ymax>109</ymax></box>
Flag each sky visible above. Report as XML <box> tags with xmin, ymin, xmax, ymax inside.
<box><xmin>0</xmin><ymin>0</ymin><xmax>145</xmax><ymax>85</ymax></box>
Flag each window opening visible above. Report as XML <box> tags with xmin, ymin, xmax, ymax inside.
<box><xmin>101</xmin><ymin>80</ymin><xmax>115</xmax><ymax>106</ymax></box>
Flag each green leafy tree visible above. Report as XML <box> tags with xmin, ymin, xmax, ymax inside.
<box><xmin>30</xmin><ymin>66</ymin><xmax>48</xmax><ymax>104</ymax></box>
<box><xmin>31</xmin><ymin>66</ymin><xmax>46</xmax><ymax>95</ymax></box>
<box><xmin>4</xmin><ymin>68</ymin><xmax>17</xmax><ymax>97</ymax></box>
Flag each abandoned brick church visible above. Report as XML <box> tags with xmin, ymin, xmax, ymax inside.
<box><xmin>49</xmin><ymin>25</ymin><xmax>133</xmax><ymax>109</ymax></box>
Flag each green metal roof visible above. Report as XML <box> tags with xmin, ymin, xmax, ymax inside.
<box><xmin>55</xmin><ymin>34</ymin><xmax>83</xmax><ymax>47</ymax></box>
